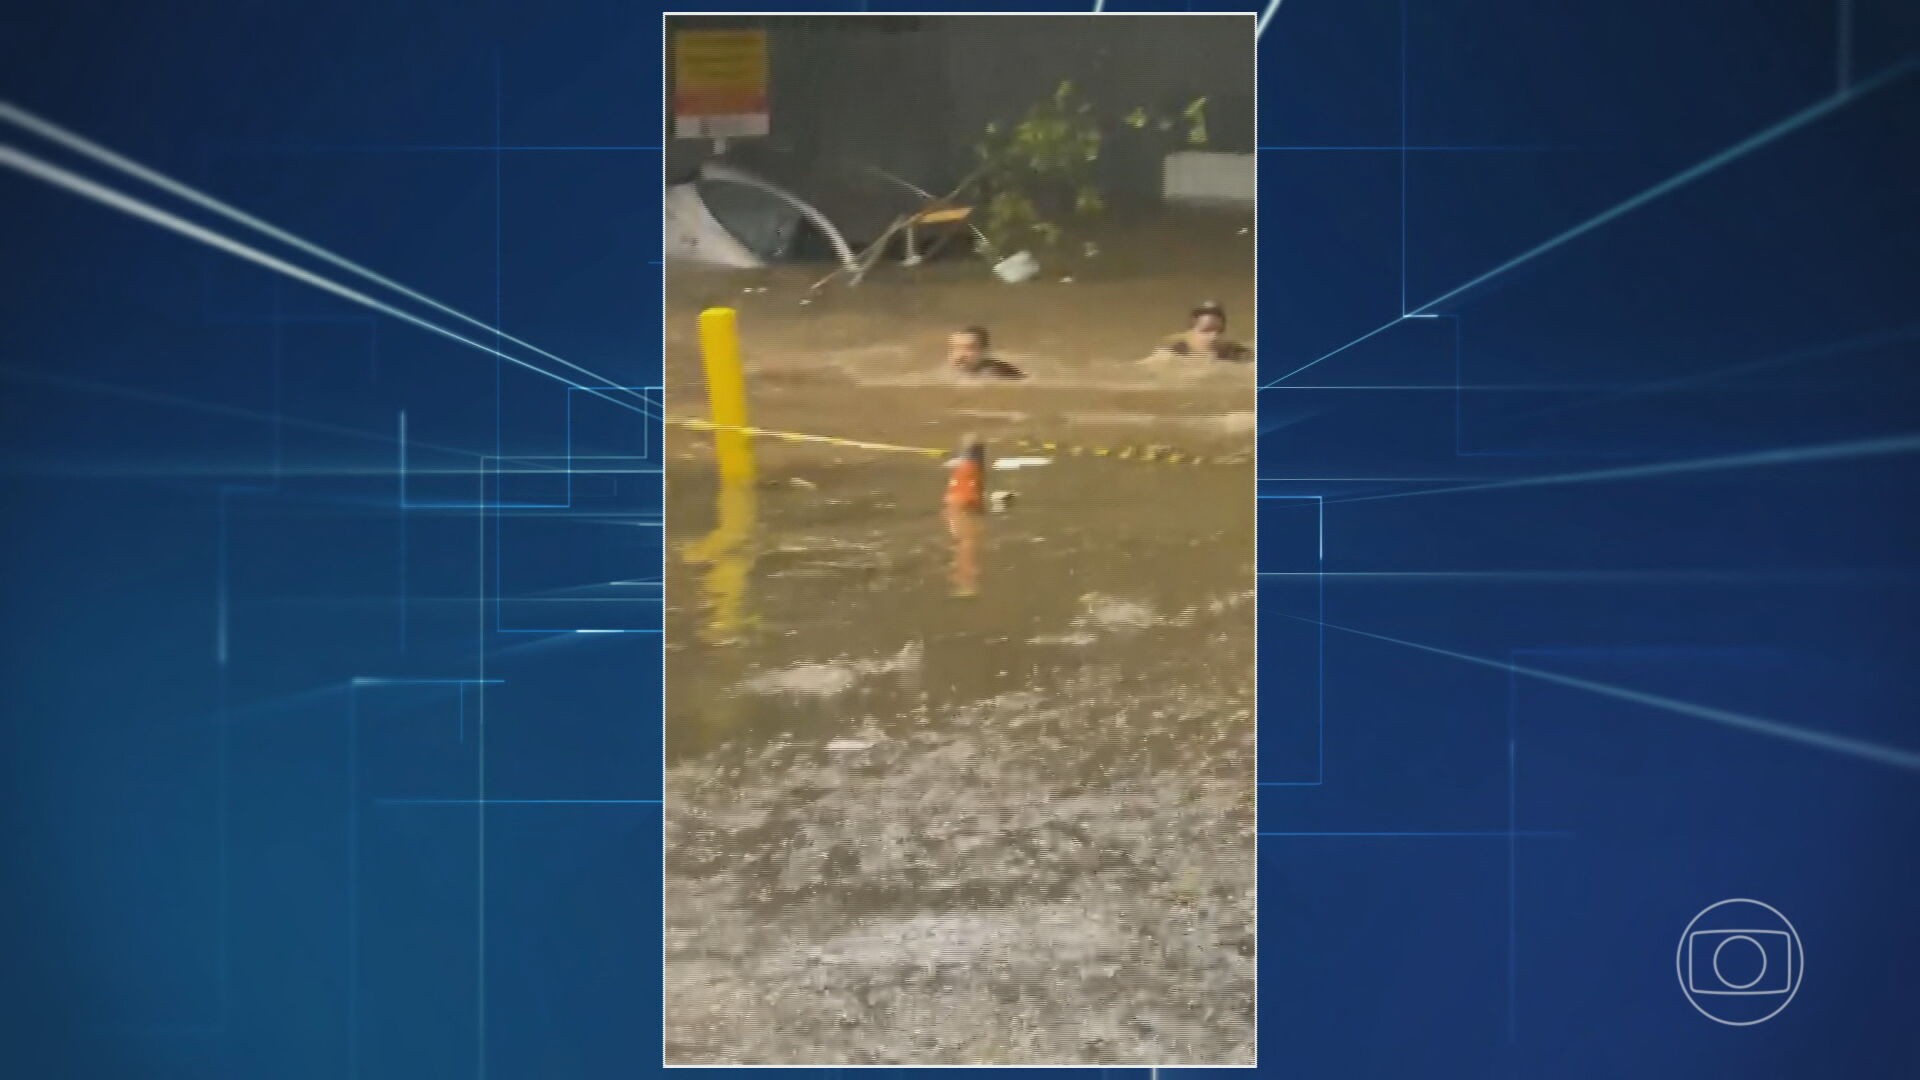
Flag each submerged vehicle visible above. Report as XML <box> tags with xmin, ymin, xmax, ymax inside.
<box><xmin>663</xmin><ymin>163</ymin><xmax>857</xmax><ymax>270</ymax></box>
<box><xmin>664</xmin><ymin>162</ymin><xmax>982</xmax><ymax>280</ymax></box>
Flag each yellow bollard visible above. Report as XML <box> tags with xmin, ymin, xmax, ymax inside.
<box><xmin>697</xmin><ymin>307</ymin><xmax>757</xmax><ymax>485</ymax></box>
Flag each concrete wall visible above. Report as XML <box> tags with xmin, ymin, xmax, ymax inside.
<box><xmin>666</xmin><ymin>14</ymin><xmax>1255</xmax><ymax>232</ymax></box>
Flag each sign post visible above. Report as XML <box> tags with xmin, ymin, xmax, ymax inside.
<box><xmin>672</xmin><ymin>28</ymin><xmax>769</xmax><ymax>153</ymax></box>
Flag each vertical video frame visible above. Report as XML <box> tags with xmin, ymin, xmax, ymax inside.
<box><xmin>661</xmin><ymin>12</ymin><xmax>1258</xmax><ymax>1067</ymax></box>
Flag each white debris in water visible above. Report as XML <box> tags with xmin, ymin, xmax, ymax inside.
<box><xmin>825</xmin><ymin>738</ymin><xmax>875</xmax><ymax>752</ymax></box>
<box><xmin>737</xmin><ymin>643</ymin><xmax>923</xmax><ymax>698</ymax></box>
<box><xmin>1075</xmin><ymin>593</ymin><xmax>1158</xmax><ymax>632</ymax></box>
<box><xmin>1029</xmin><ymin>631</ymin><xmax>1098</xmax><ymax>647</ymax></box>
<box><xmin>1061</xmin><ymin>410</ymin><xmax>1259</xmax><ymax>439</ymax></box>
<box><xmin>1165</xmin><ymin>588</ymin><xmax>1258</xmax><ymax>628</ymax></box>
<box><xmin>814</xmin><ymin>911</ymin><xmax>1106</xmax><ymax>968</ymax></box>
<box><xmin>866</xmin><ymin>642</ymin><xmax>923</xmax><ymax>674</ymax></box>
<box><xmin>1213</xmin><ymin>411</ymin><xmax>1258</xmax><ymax>436</ymax></box>
<box><xmin>950</xmin><ymin>408</ymin><xmax>1029</xmax><ymax>423</ymax></box>
<box><xmin>992</xmin><ymin>456</ymin><xmax>1051</xmax><ymax>471</ymax></box>
<box><xmin>740</xmin><ymin>664</ymin><xmax>857</xmax><ymax>698</ymax></box>
<box><xmin>1206</xmin><ymin>588</ymin><xmax>1257</xmax><ymax>615</ymax></box>
<box><xmin>992</xmin><ymin>251</ymin><xmax>1040</xmax><ymax>284</ymax></box>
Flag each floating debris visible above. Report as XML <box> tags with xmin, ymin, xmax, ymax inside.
<box><xmin>737</xmin><ymin>644</ymin><xmax>924</xmax><ymax>699</ymax></box>
<box><xmin>1075</xmin><ymin>593</ymin><xmax>1158</xmax><ymax>632</ymax></box>
<box><xmin>992</xmin><ymin>251</ymin><xmax>1040</xmax><ymax>284</ymax></box>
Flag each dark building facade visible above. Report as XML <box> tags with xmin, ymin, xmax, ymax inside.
<box><xmin>666</xmin><ymin>15</ymin><xmax>1256</xmax><ymax>233</ymax></box>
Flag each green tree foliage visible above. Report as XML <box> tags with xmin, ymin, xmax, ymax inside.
<box><xmin>962</xmin><ymin>81</ymin><xmax>1209</xmax><ymax>257</ymax></box>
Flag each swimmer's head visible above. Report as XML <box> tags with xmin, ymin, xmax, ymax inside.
<box><xmin>1189</xmin><ymin>303</ymin><xmax>1228</xmax><ymax>348</ymax></box>
<box><xmin>957</xmin><ymin>431</ymin><xmax>987</xmax><ymax>464</ymax></box>
<box><xmin>949</xmin><ymin>326</ymin><xmax>989</xmax><ymax>370</ymax></box>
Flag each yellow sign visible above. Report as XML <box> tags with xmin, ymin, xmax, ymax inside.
<box><xmin>673</xmin><ymin>29</ymin><xmax>769</xmax><ymax>139</ymax></box>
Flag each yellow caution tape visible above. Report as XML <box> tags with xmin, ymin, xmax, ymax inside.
<box><xmin>1011</xmin><ymin>436</ymin><xmax>1243</xmax><ymax>467</ymax></box>
<box><xmin>665</xmin><ymin>417</ymin><xmax>1247</xmax><ymax>468</ymax></box>
<box><xmin>668</xmin><ymin>416</ymin><xmax>946</xmax><ymax>458</ymax></box>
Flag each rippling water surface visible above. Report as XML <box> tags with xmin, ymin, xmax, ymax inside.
<box><xmin>663</xmin><ymin>211</ymin><xmax>1258</xmax><ymax>1066</ymax></box>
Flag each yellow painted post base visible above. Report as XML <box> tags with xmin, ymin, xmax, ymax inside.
<box><xmin>683</xmin><ymin>481</ymin><xmax>758</xmax><ymax>645</ymax></box>
<box><xmin>697</xmin><ymin>307</ymin><xmax>757</xmax><ymax>485</ymax></box>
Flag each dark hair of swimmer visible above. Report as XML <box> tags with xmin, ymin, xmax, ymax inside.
<box><xmin>1190</xmin><ymin>303</ymin><xmax>1227</xmax><ymax>330</ymax></box>
<box><xmin>959</xmin><ymin>432</ymin><xmax>987</xmax><ymax>466</ymax></box>
<box><xmin>960</xmin><ymin>325</ymin><xmax>990</xmax><ymax>348</ymax></box>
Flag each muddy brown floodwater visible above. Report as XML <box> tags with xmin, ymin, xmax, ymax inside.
<box><xmin>662</xmin><ymin>211</ymin><xmax>1258</xmax><ymax>1066</ymax></box>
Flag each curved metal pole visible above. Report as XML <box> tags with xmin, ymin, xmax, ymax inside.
<box><xmin>699</xmin><ymin>163</ymin><xmax>860</xmax><ymax>277</ymax></box>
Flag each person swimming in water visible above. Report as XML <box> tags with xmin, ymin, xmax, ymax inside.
<box><xmin>947</xmin><ymin>325</ymin><xmax>1026</xmax><ymax>379</ymax></box>
<box><xmin>1157</xmin><ymin>302</ymin><xmax>1250</xmax><ymax>362</ymax></box>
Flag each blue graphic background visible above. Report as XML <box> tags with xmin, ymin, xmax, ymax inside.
<box><xmin>3</xmin><ymin>1</ymin><xmax>1917</xmax><ymax>1077</ymax></box>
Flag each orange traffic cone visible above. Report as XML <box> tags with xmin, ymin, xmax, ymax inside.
<box><xmin>944</xmin><ymin>435</ymin><xmax>986</xmax><ymax>597</ymax></box>
<box><xmin>944</xmin><ymin>433</ymin><xmax>986</xmax><ymax>512</ymax></box>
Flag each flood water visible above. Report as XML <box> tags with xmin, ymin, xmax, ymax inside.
<box><xmin>662</xmin><ymin>211</ymin><xmax>1258</xmax><ymax>1066</ymax></box>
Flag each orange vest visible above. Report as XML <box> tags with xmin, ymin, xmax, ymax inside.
<box><xmin>945</xmin><ymin>458</ymin><xmax>983</xmax><ymax>510</ymax></box>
